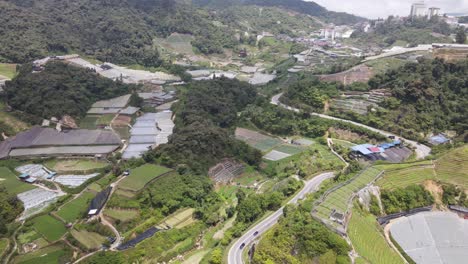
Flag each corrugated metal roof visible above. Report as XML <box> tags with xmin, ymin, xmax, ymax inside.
<box><xmin>351</xmin><ymin>144</ymin><xmax>373</xmax><ymax>155</ymax></box>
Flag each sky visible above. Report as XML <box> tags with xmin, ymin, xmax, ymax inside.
<box><xmin>308</xmin><ymin>0</ymin><xmax>468</xmax><ymax>19</ymax></box>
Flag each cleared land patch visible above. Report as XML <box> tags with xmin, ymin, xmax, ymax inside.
<box><xmin>0</xmin><ymin>63</ymin><xmax>16</xmax><ymax>79</ymax></box>
<box><xmin>118</xmin><ymin>164</ymin><xmax>172</xmax><ymax>192</ymax></box>
<box><xmin>46</xmin><ymin>159</ymin><xmax>108</xmax><ymax>172</ymax></box>
<box><xmin>156</xmin><ymin>33</ymin><xmax>195</xmax><ymax>55</ymax></box>
<box><xmin>235</xmin><ymin>128</ymin><xmax>282</xmax><ymax>152</ymax></box>
<box><xmin>56</xmin><ymin>191</ymin><xmax>95</xmax><ymax>223</ymax></box>
<box><xmin>104</xmin><ymin>208</ymin><xmax>139</xmax><ymax>222</ymax></box>
<box><xmin>434</xmin><ymin>145</ymin><xmax>468</xmax><ymax>188</ymax></box>
<box><xmin>163</xmin><ymin>208</ymin><xmax>196</xmax><ymax>229</ymax></box>
<box><xmin>32</xmin><ymin>215</ymin><xmax>67</xmax><ymax>242</ymax></box>
<box><xmin>348</xmin><ymin>208</ymin><xmax>404</xmax><ymax>264</ymax></box>
<box><xmin>12</xmin><ymin>244</ymin><xmax>71</xmax><ymax>264</ymax></box>
<box><xmin>0</xmin><ymin>167</ymin><xmax>35</xmax><ymax>194</ymax></box>
<box><xmin>71</xmin><ymin>229</ymin><xmax>106</xmax><ymax>250</ymax></box>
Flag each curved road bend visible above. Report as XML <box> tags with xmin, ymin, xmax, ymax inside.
<box><xmin>271</xmin><ymin>93</ymin><xmax>431</xmax><ymax>159</ymax></box>
<box><xmin>228</xmin><ymin>172</ymin><xmax>334</xmax><ymax>264</ymax></box>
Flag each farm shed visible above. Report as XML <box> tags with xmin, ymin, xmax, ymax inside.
<box><xmin>0</xmin><ymin>127</ymin><xmax>121</xmax><ymax>159</ymax></box>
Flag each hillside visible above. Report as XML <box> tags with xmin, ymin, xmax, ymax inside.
<box><xmin>194</xmin><ymin>0</ymin><xmax>365</xmax><ymax>25</ymax></box>
<box><xmin>0</xmin><ymin>0</ymin><xmax>364</xmax><ymax>64</ymax></box>
<box><xmin>0</xmin><ymin>0</ymin><xmax>236</xmax><ymax>63</ymax></box>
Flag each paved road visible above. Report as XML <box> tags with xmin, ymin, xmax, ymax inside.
<box><xmin>271</xmin><ymin>93</ymin><xmax>431</xmax><ymax>159</ymax></box>
<box><xmin>228</xmin><ymin>172</ymin><xmax>334</xmax><ymax>264</ymax></box>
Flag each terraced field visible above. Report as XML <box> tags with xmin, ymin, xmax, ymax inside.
<box><xmin>348</xmin><ymin>208</ymin><xmax>404</xmax><ymax>264</ymax></box>
<box><xmin>71</xmin><ymin>229</ymin><xmax>106</xmax><ymax>250</ymax></box>
<box><xmin>435</xmin><ymin>145</ymin><xmax>468</xmax><ymax>188</ymax></box>
<box><xmin>32</xmin><ymin>215</ymin><xmax>67</xmax><ymax>242</ymax></box>
<box><xmin>314</xmin><ymin>167</ymin><xmax>383</xmax><ymax>220</ymax></box>
<box><xmin>56</xmin><ymin>191</ymin><xmax>95</xmax><ymax>223</ymax></box>
<box><xmin>118</xmin><ymin>164</ymin><xmax>172</xmax><ymax>192</ymax></box>
<box><xmin>376</xmin><ymin>161</ymin><xmax>435</xmax><ymax>190</ymax></box>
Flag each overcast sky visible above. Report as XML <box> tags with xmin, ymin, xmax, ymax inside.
<box><xmin>308</xmin><ymin>0</ymin><xmax>468</xmax><ymax>19</ymax></box>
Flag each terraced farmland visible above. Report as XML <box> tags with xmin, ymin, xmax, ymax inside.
<box><xmin>314</xmin><ymin>167</ymin><xmax>383</xmax><ymax>221</ymax></box>
<box><xmin>56</xmin><ymin>191</ymin><xmax>95</xmax><ymax>223</ymax></box>
<box><xmin>376</xmin><ymin>165</ymin><xmax>435</xmax><ymax>190</ymax></box>
<box><xmin>348</xmin><ymin>208</ymin><xmax>404</xmax><ymax>264</ymax></box>
<box><xmin>435</xmin><ymin>145</ymin><xmax>468</xmax><ymax>188</ymax></box>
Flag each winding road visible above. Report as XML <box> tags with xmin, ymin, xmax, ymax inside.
<box><xmin>271</xmin><ymin>93</ymin><xmax>431</xmax><ymax>159</ymax></box>
<box><xmin>228</xmin><ymin>172</ymin><xmax>334</xmax><ymax>264</ymax></box>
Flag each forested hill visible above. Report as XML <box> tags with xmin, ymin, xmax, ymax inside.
<box><xmin>194</xmin><ymin>0</ymin><xmax>365</xmax><ymax>25</ymax></box>
<box><xmin>0</xmin><ymin>0</ymin><xmax>363</xmax><ymax>63</ymax></box>
<box><xmin>0</xmin><ymin>0</ymin><xmax>236</xmax><ymax>63</ymax></box>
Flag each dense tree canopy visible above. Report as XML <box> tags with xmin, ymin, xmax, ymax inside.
<box><xmin>381</xmin><ymin>185</ymin><xmax>434</xmax><ymax>214</ymax></box>
<box><xmin>4</xmin><ymin>62</ymin><xmax>133</xmax><ymax>118</ymax></box>
<box><xmin>144</xmin><ymin>78</ymin><xmax>261</xmax><ymax>172</ymax></box>
<box><xmin>0</xmin><ymin>186</ymin><xmax>24</xmax><ymax>236</ymax></box>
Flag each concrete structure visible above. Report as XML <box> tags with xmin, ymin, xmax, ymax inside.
<box><xmin>410</xmin><ymin>1</ymin><xmax>427</xmax><ymax>18</ymax></box>
<box><xmin>428</xmin><ymin>7</ymin><xmax>440</xmax><ymax>19</ymax></box>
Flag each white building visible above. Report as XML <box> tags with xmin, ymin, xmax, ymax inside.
<box><xmin>428</xmin><ymin>7</ymin><xmax>440</xmax><ymax>19</ymax></box>
<box><xmin>410</xmin><ymin>1</ymin><xmax>427</xmax><ymax>17</ymax></box>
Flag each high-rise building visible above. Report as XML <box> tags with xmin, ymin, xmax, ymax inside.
<box><xmin>410</xmin><ymin>1</ymin><xmax>427</xmax><ymax>17</ymax></box>
<box><xmin>428</xmin><ymin>7</ymin><xmax>441</xmax><ymax>19</ymax></box>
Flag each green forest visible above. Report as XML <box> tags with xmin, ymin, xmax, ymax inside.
<box><xmin>0</xmin><ymin>186</ymin><xmax>24</xmax><ymax>236</ymax></box>
<box><xmin>144</xmin><ymin>78</ymin><xmax>262</xmax><ymax>173</ymax></box>
<box><xmin>253</xmin><ymin>204</ymin><xmax>351</xmax><ymax>264</ymax></box>
<box><xmin>351</xmin><ymin>16</ymin><xmax>452</xmax><ymax>47</ymax></box>
<box><xmin>4</xmin><ymin>62</ymin><xmax>133</xmax><ymax>119</ymax></box>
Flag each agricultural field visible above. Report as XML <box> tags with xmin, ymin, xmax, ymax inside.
<box><xmin>96</xmin><ymin>114</ymin><xmax>115</xmax><ymax>126</ymax></box>
<box><xmin>113</xmin><ymin>126</ymin><xmax>131</xmax><ymax>140</ymax></box>
<box><xmin>376</xmin><ymin>162</ymin><xmax>435</xmax><ymax>190</ymax></box>
<box><xmin>235</xmin><ymin>127</ymin><xmax>283</xmax><ymax>152</ymax></box>
<box><xmin>314</xmin><ymin>167</ymin><xmax>383</xmax><ymax>221</ymax></box>
<box><xmin>12</xmin><ymin>244</ymin><xmax>71</xmax><ymax>264</ymax></box>
<box><xmin>71</xmin><ymin>229</ymin><xmax>106</xmax><ymax>250</ymax></box>
<box><xmin>56</xmin><ymin>191</ymin><xmax>95</xmax><ymax>223</ymax></box>
<box><xmin>162</xmin><ymin>208</ymin><xmax>196</xmax><ymax>229</ymax></box>
<box><xmin>45</xmin><ymin>159</ymin><xmax>108</xmax><ymax>172</ymax></box>
<box><xmin>434</xmin><ymin>145</ymin><xmax>468</xmax><ymax>188</ymax></box>
<box><xmin>0</xmin><ymin>102</ymin><xmax>29</xmax><ymax>134</ymax></box>
<box><xmin>331</xmin><ymin>138</ymin><xmax>356</xmax><ymax>148</ymax></box>
<box><xmin>156</xmin><ymin>33</ymin><xmax>195</xmax><ymax>55</ymax></box>
<box><xmin>348</xmin><ymin>208</ymin><xmax>404</xmax><ymax>264</ymax></box>
<box><xmin>79</xmin><ymin>115</ymin><xmax>100</xmax><ymax>129</ymax></box>
<box><xmin>31</xmin><ymin>215</ymin><xmax>67</xmax><ymax>242</ymax></box>
<box><xmin>118</xmin><ymin>164</ymin><xmax>172</xmax><ymax>192</ymax></box>
<box><xmin>0</xmin><ymin>63</ymin><xmax>16</xmax><ymax>79</ymax></box>
<box><xmin>272</xmin><ymin>144</ymin><xmax>304</xmax><ymax>155</ymax></box>
<box><xmin>104</xmin><ymin>208</ymin><xmax>139</xmax><ymax>222</ymax></box>
<box><xmin>364</xmin><ymin>57</ymin><xmax>406</xmax><ymax>75</ymax></box>
<box><xmin>0</xmin><ymin>167</ymin><xmax>35</xmax><ymax>194</ymax></box>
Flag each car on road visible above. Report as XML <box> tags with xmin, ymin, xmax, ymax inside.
<box><xmin>123</xmin><ymin>169</ymin><xmax>130</xmax><ymax>176</ymax></box>
<box><xmin>240</xmin><ymin>243</ymin><xmax>245</xmax><ymax>249</ymax></box>
<box><xmin>253</xmin><ymin>231</ymin><xmax>259</xmax><ymax>236</ymax></box>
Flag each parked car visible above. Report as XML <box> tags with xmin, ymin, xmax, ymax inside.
<box><xmin>240</xmin><ymin>243</ymin><xmax>246</xmax><ymax>249</ymax></box>
<box><xmin>123</xmin><ymin>169</ymin><xmax>130</xmax><ymax>176</ymax></box>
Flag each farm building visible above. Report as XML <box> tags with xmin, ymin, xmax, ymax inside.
<box><xmin>119</xmin><ymin>106</ymin><xmax>141</xmax><ymax>116</ymax></box>
<box><xmin>122</xmin><ymin>111</ymin><xmax>174</xmax><ymax>159</ymax></box>
<box><xmin>0</xmin><ymin>127</ymin><xmax>121</xmax><ymax>159</ymax></box>
<box><xmin>350</xmin><ymin>140</ymin><xmax>411</xmax><ymax>162</ymax></box>
<box><xmin>138</xmin><ymin>91</ymin><xmax>176</xmax><ymax>107</ymax></box>
<box><xmin>87</xmin><ymin>94</ymin><xmax>131</xmax><ymax>115</ymax></box>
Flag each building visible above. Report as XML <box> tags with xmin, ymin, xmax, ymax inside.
<box><xmin>410</xmin><ymin>1</ymin><xmax>427</xmax><ymax>18</ymax></box>
<box><xmin>0</xmin><ymin>127</ymin><xmax>121</xmax><ymax>159</ymax></box>
<box><xmin>428</xmin><ymin>7</ymin><xmax>440</xmax><ymax>19</ymax></box>
<box><xmin>428</xmin><ymin>134</ymin><xmax>450</xmax><ymax>146</ymax></box>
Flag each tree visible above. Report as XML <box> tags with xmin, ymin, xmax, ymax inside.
<box><xmin>456</xmin><ymin>27</ymin><xmax>467</xmax><ymax>44</ymax></box>
<box><xmin>128</xmin><ymin>91</ymin><xmax>144</xmax><ymax>108</ymax></box>
<box><xmin>209</xmin><ymin>248</ymin><xmax>223</xmax><ymax>264</ymax></box>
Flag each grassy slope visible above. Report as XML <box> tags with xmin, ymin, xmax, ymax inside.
<box><xmin>0</xmin><ymin>63</ymin><xmax>16</xmax><ymax>79</ymax></box>
<box><xmin>12</xmin><ymin>244</ymin><xmax>70</xmax><ymax>264</ymax></box>
<box><xmin>434</xmin><ymin>145</ymin><xmax>468</xmax><ymax>188</ymax></box>
<box><xmin>104</xmin><ymin>208</ymin><xmax>139</xmax><ymax>222</ymax></box>
<box><xmin>56</xmin><ymin>191</ymin><xmax>95</xmax><ymax>223</ymax></box>
<box><xmin>71</xmin><ymin>229</ymin><xmax>106</xmax><ymax>250</ymax></box>
<box><xmin>118</xmin><ymin>164</ymin><xmax>172</xmax><ymax>192</ymax></box>
<box><xmin>0</xmin><ymin>167</ymin><xmax>35</xmax><ymax>195</ymax></box>
<box><xmin>32</xmin><ymin>215</ymin><xmax>67</xmax><ymax>242</ymax></box>
<box><xmin>348</xmin><ymin>208</ymin><xmax>404</xmax><ymax>264</ymax></box>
